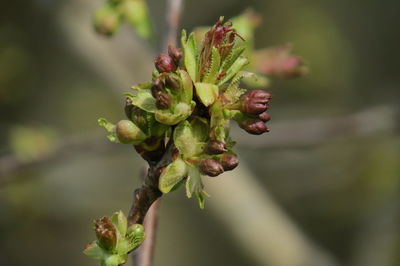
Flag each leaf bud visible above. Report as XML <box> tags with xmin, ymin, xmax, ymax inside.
<box><xmin>168</xmin><ymin>45</ymin><xmax>183</xmax><ymax>63</ymax></box>
<box><xmin>94</xmin><ymin>217</ymin><xmax>117</xmax><ymax>251</ymax></box>
<box><xmin>241</xmin><ymin>90</ymin><xmax>271</xmax><ymax>114</ymax></box>
<box><xmin>199</xmin><ymin>158</ymin><xmax>224</xmax><ymax>177</ymax></box>
<box><xmin>204</xmin><ymin>140</ymin><xmax>227</xmax><ymax>155</ymax></box>
<box><xmin>258</xmin><ymin>111</ymin><xmax>271</xmax><ymax>122</ymax></box>
<box><xmin>93</xmin><ymin>4</ymin><xmax>121</xmax><ymax>36</ymax></box>
<box><xmin>239</xmin><ymin>118</ymin><xmax>269</xmax><ymax>135</ymax></box>
<box><xmin>220</xmin><ymin>154</ymin><xmax>239</xmax><ymax>171</ymax></box>
<box><xmin>155</xmin><ymin>92</ymin><xmax>172</xmax><ymax>109</ymax></box>
<box><xmin>154</xmin><ymin>54</ymin><xmax>176</xmax><ymax>73</ymax></box>
<box><xmin>116</xmin><ymin>120</ymin><xmax>147</xmax><ymax>144</ymax></box>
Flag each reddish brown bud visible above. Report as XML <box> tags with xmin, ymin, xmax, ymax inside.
<box><xmin>239</xmin><ymin>118</ymin><xmax>269</xmax><ymax>135</ymax></box>
<box><xmin>242</xmin><ymin>90</ymin><xmax>271</xmax><ymax>114</ymax></box>
<box><xmin>168</xmin><ymin>45</ymin><xmax>183</xmax><ymax>63</ymax></box>
<box><xmin>165</xmin><ymin>75</ymin><xmax>180</xmax><ymax>90</ymax></box>
<box><xmin>204</xmin><ymin>140</ymin><xmax>227</xmax><ymax>155</ymax></box>
<box><xmin>94</xmin><ymin>217</ymin><xmax>117</xmax><ymax>251</ymax></box>
<box><xmin>259</xmin><ymin>112</ymin><xmax>271</xmax><ymax>122</ymax></box>
<box><xmin>199</xmin><ymin>158</ymin><xmax>224</xmax><ymax>177</ymax></box>
<box><xmin>220</xmin><ymin>154</ymin><xmax>239</xmax><ymax>171</ymax></box>
<box><xmin>155</xmin><ymin>92</ymin><xmax>171</xmax><ymax>109</ymax></box>
<box><xmin>154</xmin><ymin>54</ymin><xmax>176</xmax><ymax>73</ymax></box>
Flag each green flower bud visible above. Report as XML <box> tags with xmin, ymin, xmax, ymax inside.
<box><xmin>116</xmin><ymin>120</ymin><xmax>147</xmax><ymax>144</ymax></box>
<box><xmin>93</xmin><ymin>4</ymin><xmax>121</xmax><ymax>36</ymax></box>
<box><xmin>94</xmin><ymin>217</ymin><xmax>117</xmax><ymax>251</ymax></box>
<box><xmin>199</xmin><ymin>158</ymin><xmax>224</xmax><ymax>177</ymax></box>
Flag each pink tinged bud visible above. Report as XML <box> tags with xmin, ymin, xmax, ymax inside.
<box><xmin>154</xmin><ymin>54</ymin><xmax>176</xmax><ymax>73</ymax></box>
<box><xmin>239</xmin><ymin>118</ymin><xmax>269</xmax><ymax>135</ymax></box>
<box><xmin>259</xmin><ymin>112</ymin><xmax>271</xmax><ymax>122</ymax></box>
<box><xmin>204</xmin><ymin>140</ymin><xmax>227</xmax><ymax>155</ymax></box>
<box><xmin>168</xmin><ymin>45</ymin><xmax>183</xmax><ymax>63</ymax></box>
<box><xmin>242</xmin><ymin>90</ymin><xmax>272</xmax><ymax>114</ymax></box>
<box><xmin>220</xmin><ymin>154</ymin><xmax>239</xmax><ymax>171</ymax></box>
<box><xmin>199</xmin><ymin>158</ymin><xmax>224</xmax><ymax>177</ymax></box>
<box><xmin>94</xmin><ymin>217</ymin><xmax>117</xmax><ymax>251</ymax></box>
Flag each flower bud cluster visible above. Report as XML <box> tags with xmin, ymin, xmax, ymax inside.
<box><xmin>98</xmin><ymin>17</ymin><xmax>305</xmax><ymax>209</ymax></box>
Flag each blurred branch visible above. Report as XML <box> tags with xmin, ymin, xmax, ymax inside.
<box><xmin>206</xmin><ymin>163</ymin><xmax>340</xmax><ymax>266</ymax></box>
<box><xmin>236</xmin><ymin>105</ymin><xmax>399</xmax><ymax>150</ymax></box>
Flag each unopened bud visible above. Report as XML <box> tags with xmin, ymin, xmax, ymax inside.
<box><xmin>94</xmin><ymin>217</ymin><xmax>117</xmax><ymax>251</ymax></box>
<box><xmin>93</xmin><ymin>4</ymin><xmax>121</xmax><ymax>36</ymax></box>
<box><xmin>199</xmin><ymin>158</ymin><xmax>224</xmax><ymax>177</ymax></box>
<box><xmin>154</xmin><ymin>54</ymin><xmax>176</xmax><ymax>73</ymax></box>
<box><xmin>204</xmin><ymin>140</ymin><xmax>227</xmax><ymax>155</ymax></box>
<box><xmin>241</xmin><ymin>90</ymin><xmax>271</xmax><ymax>114</ymax></box>
<box><xmin>239</xmin><ymin>118</ymin><xmax>269</xmax><ymax>135</ymax></box>
<box><xmin>258</xmin><ymin>112</ymin><xmax>271</xmax><ymax>122</ymax></box>
<box><xmin>155</xmin><ymin>92</ymin><xmax>171</xmax><ymax>109</ymax></box>
<box><xmin>165</xmin><ymin>75</ymin><xmax>180</xmax><ymax>90</ymax></box>
<box><xmin>168</xmin><ymin>45</ymin><xmax>183</xmax><ymax>63</ymax></box>
<box><xmin>116</xmin><ymin>120</ymin><xmax>147</xmax><ymax>144</ymax></box>
<box><xmin>220</xmin><ymin>154</ymin><xmax>239</xmax><ymax>171</ymax></box>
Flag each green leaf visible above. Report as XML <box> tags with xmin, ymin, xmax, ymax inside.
<box><xmin>181</xmin><ymin>30</ymin><xmax>198</xmax><ymax>82</ymax></box>
<box><xmin>185</xmin><ymin>167</ymin><xmax>203</xmax><ymax>198</ymax></box>
<box><xmin>125</xmin><ymin>84</ymin><xmax>156</xmax><ymax>113</ymax></box>
<box><xmin>155</xmin><ymin>101</ymin><xmax>195</xmax><ymax>125</ymax></box>
<box><xmin>220</xmin><ymin>46</ymin><xmax>246</xmax><ymax>72</ymax></box>
<box><xmin>83</xmin><ymin>241</ymin><xmax>104</xmax><ymax>260</ymax></box>
<box><xmin>111</xmin><ymin>211</ymin><xmax>128</xmax><ymax>238</ymax></box>
<box><xmin>174</xmin><ymin>118</ymin><xmax>209</xmax><ymax>159</ymax></box>
<box><xmin>203</xmin><ymin>47</ymin><xmax>221</xmax><ymax>84</ymax></box>
<box><xmin>195</xmin><ymin>82</ymin><xmax>219</xmax><ymax>107</ymax></box>
<box><xmin>177</xmin><ymin>70</ymin><xmax>194</xmax><ymax>103</ymax></box>
<box><xmin>159</xmin><ymin>157</ymin><xmax>188</xmax><ymax>193</ymax></box>
<box><xmin>126</xmin><ymin>224</ymin><xmax>145</xmax><ymax>250</ymax></box>
<box><xmin>98</xmin><ymin>118</ymin><xmax>120</xmax><ymax>143</ymax></box>
<box><xmin>218</xmin><ymin>56</ymin><xmax>249</xmax><ymax>85</ymax></box>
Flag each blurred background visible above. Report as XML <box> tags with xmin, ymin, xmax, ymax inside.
<box><xmin>0</xmin><ymin>0</ymin><xmax>399</xmax><ymax>265</ymax></box>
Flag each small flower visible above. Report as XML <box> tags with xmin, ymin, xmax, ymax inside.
<box><xmin>154</xmin><ymin>54</ymin><xmax>176</xmax><ymax>73</ymax></box>
<box><xmin>199</xmin><ymin>158</ymin><xmax>224</xmax><ymax>177</ymax></box>
<box><xmin>204</xmin><ymin>140</ymin><xmax>227</xmax><ymax>155</ymax></box>
<box><xmin>220</xmin><ymin>154</ymin><xmax>239</xmax><ymax>171</ymax></box>
<box><xmin>241</xmin><ymin>90</ymin><xmax>271</xmax><ymax>115</ymax></box>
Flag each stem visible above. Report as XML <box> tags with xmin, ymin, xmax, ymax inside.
<box><xmin>128</xmin><ymin>1</ymin><xmax>185</xmax><ymax>265</ymax></box>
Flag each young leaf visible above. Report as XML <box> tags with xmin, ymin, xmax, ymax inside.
<box><xmin>177</xmin><ymin>70</ymin><xmax>194</xmax><ymax>103</ymax></box>
<box><xmin>155</xmin><ymin>101</ymin><xmax>195</xmax><ymax>125</ymax></box>
<box><xmin>111</xmin><ymin>211</ymin><xmax>128</xmax><ymax>238</ymax></box>
<box><xmin>220</xmin><ymin>46</ymin><xmax>246</xmax><ymax>72</ymax></box>
<box><xmin>194</xmin><ymin>82</ymin><xmax>219</xmax><ymax>107</ymax></box>
<box><xmin>159</xmin><ymin>157</ymin><xmax>188</xmax><ymax>193</ymax></box>
<box><xmin>218</xmin><ymin>56</ymin><xmax>249</xmax><ymax>85</ymax></box>
<box><xmin>181</xmin><ymin>30</ymin><xmax>198</xmax><ymax>82</ymax></box>
<box><xmin>98</xmin><ymin>118</ymin><xmax>120</xmax><ymax>143</ymax></box>
<box><xmin>124</xmin><ymin>85</ymin><xmax>156</xmax><ymax>113</ymax></box>
<box><xmin>185</xmin><ymin>167</ymin><xmax>203</xmax><ymax>198</ymax></box>
<box><xmin>174</xmin><ymin>118</ymin><xmax>209</xmax><ymax>159</ymax></box>
<box><xmin>203</xmin><ymin>47</ymin><xmax>221</xmax><ymax>84</ymax></box>
<box><xmin>126</xmin><ymin>224</ymin><xmax>145</xmax><ymax>251</ymax></box>
<box><xmin>83</xmin><ymin>242</ymin><xmax>104</xmax><ymax>260</ymax></box>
